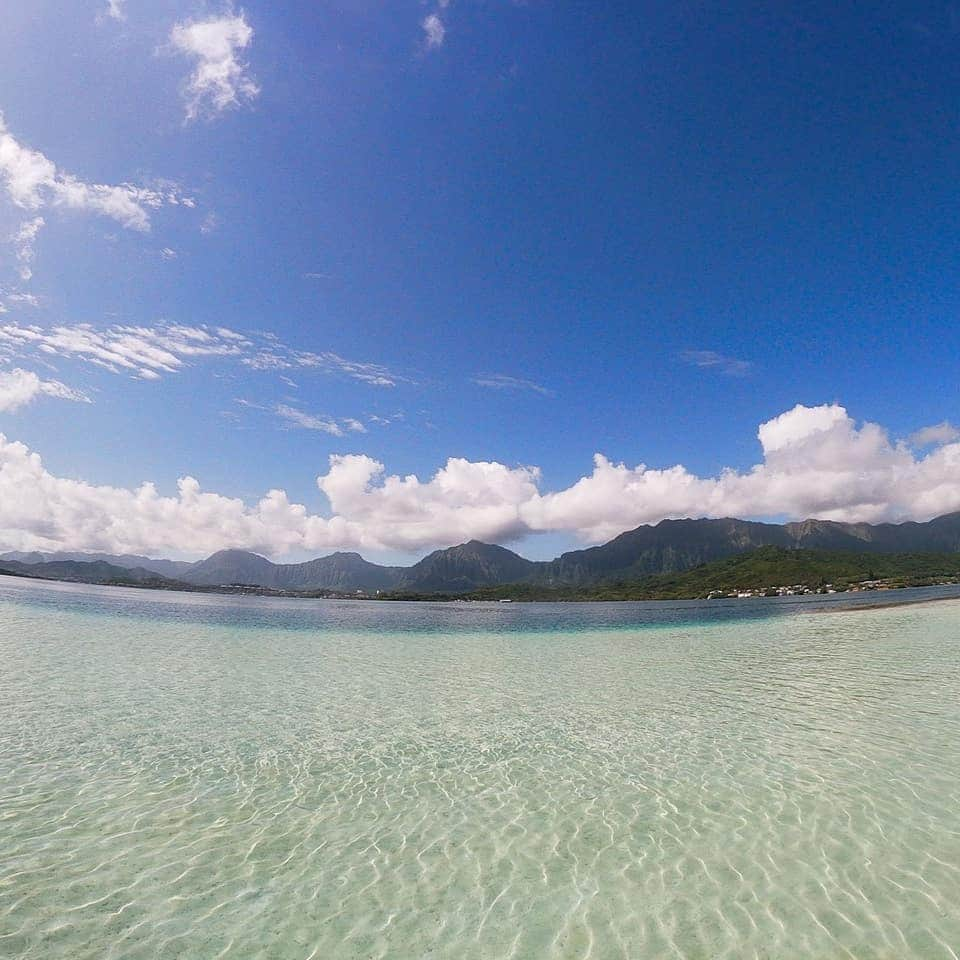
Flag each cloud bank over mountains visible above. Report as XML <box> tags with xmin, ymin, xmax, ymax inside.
<box><xmin>1</xmin><ymin>403</ymin><xmax>959</xmax><ymax>558</ymax></box>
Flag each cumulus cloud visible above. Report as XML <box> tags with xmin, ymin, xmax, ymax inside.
<box><xmin>3</xmin><ymin>403</ymin><xmax>960</xmax><ymax>558</ymax></box>
<box><xmin>0</xmin><ymin>368</ymin><xmax>89</xmax><ymax>413</ymax></box>
<box><xmin>0</xmin><ymin>113</ymin><xmax>191</xmax><ymax>233</ymax></box>
<box><xmin>524</xmin><ymin>404</ymin><xmax>960</xmax><ymax>541</ymax></box>
<box><xmin>316</xmin><ymin>454</ymin><xmax>541</xmax><ymax>551</ymax></box>
<box><xmin>474</xmin><ymin>373</ymin><xmax>555</xmax><ymax>397</ymax></box>
<box><xmin>171</xmin><ymin>12</ymin><xmax>259</xmax><ymax>121</ymax></box>
<box><xmin>0</xmin><ymin>435</ymin><xmax>342</xmax><ymax>558</ymax></box>
<box><xmin>909</xmin><ymin>421</ymin><xmax>960</xmax><ymax>447</ymax></box>
<box><xmin>756</xmin><ymin>402</ymin><xmax>847</xmax><ymax>453</ymax></box>
<box><xmin>422</xmin><ymin>13</ymin><xmax>446</xmax><ymax>48</ymax></box>
<box><xmin>680</xmin><ymin>350</ymin><xmax>752</xmax><ymax>377</ymax></box>
<box><xmin>104</xmin><ymin>0</ymin><xmax>126</xmax><ymax>22</ymax></box>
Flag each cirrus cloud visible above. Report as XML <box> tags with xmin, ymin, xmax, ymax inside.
<box><xmin>0</xmin><ymin>319</ymin><xmax>409</xmax><ymax>391</ymax></box>
<box><xmin>473</xmin><ymin>373</ymin><xmax>555</xmax><ymax>397</ymax></box>
<box><xmin>0</xmin><ymin>322</ymin><xmax>251</xmax><ymax>381</ymax></box>
<box><xmin>276</xmin><ymin>404</ymin><xmax>367</xmax><ymax>437</ymax></box>
<box><xmin>680</xmin><ymin>350</ymin><xmax>752</xmax><ymax>377</ymax></box>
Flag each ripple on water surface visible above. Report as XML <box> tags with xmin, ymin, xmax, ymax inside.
<box><xmin>1</xmin><ymin>580</ymin><xmax>960</xmax><ymax>959</ymax></box>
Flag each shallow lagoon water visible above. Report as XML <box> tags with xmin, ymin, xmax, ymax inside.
<box><xmin>2</xmin><ymin>576</ymin><xmax>960</xmax><ymax>959</ymax></box>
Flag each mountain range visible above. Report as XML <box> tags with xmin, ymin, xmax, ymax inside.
<box><xmin>0</xmin><ymin>550</ymin><xmax>193</xmax><ymax>579</ymax></box>
<box><xmin>5</xmin><ymin>511</ymin><xmax>960</xmax><ymax>594</ymax></box>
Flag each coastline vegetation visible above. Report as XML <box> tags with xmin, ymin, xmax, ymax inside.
<box><xmin>364</xmin><ymin>547</ymin><xmax>960</xmax><ymax>601</ymax></box>
<box><xmin>4</xmin><ymin>546</ymin><xmax>960</xmax><ymax>602</ymax></box>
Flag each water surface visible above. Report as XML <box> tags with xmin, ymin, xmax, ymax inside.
<box><xmin>2</xmin><ymin>577</ymin><xmax>960</xmax><ymax>958</ymax></box>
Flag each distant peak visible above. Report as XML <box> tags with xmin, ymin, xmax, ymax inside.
<box><xmin>204</xmin><ymin>548</ymin><xmax>269</xmax><ymax>562</ymax></box>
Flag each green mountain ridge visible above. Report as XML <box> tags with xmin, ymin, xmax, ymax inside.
<box><xmin>0</xmin><ymin>559</ymin><xmax>179</xmax><ymax>587</ymax></box>
<box><xmin>0</xmin><ymin>550</ymin><xmax>193</xmax><ymax>579</ymax></box>
<box><xmin>5</xmin><ymin>512</ymin><xmax>960</xmax><ymax>595</ymax></box>
<box><xmin>441</xmin><ymin>547</ymin><xmax>960</xmax><ymax>602</ymax></box>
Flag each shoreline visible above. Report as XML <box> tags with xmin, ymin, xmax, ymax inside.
<box><xmin>2</xmin><ymin>569</ymin><xmax>960</xmax><ymax>614</ymax></box>
<box><xmin>811</xmin><ymin>592</ymin><xmax>960</xmax><ymax>615</ymax></box>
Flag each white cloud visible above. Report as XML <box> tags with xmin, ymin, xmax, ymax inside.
<box><xmin>11</xmin><ymin>217</ymin><xmax>44</xmax><ymax>280</ymax></box>
<box><xmin>274</xmin><ymin>405</ymin><xmax>368</xmax><ymax>437</ymax></box>
<box><xmin>316</xmin><ymin>454</ymin><xmax>540</xmax><ymax>551</ymax></box>
<box><xmin>680</xmin><ymin>350</ymin><xmax>752</xmax><ymax>377</ymax></box>
<box><xmin>0</xmin><ymin>322</ymin><xmax>250</xmax><ymax>380</ymax></box>
<box><xmin>756</xmin><ymin>402</ymin><xmax>847</xmax><ymax>453</ymax></box>
<box><xmin>300</xmin><ymin>351</ymin><xmax>402</xmax><ymax>386</ymax></box>
<box><xmin>243</xmin><ymin>346</ymin><xmax>404</xmax><ymax>386</ymax></box>
<box><xmin>0</xmin><ymin>434</ymin><xmax>338</xmax><ymax>558</ymax></box>
<box><xmin>0</xmin><ymin>320</ymin><xmax>410</xmax><ymax>392</ymax></box>
<box><xmin>216</xmin><ymin>326</ymin><xmax>246</xmax><ymax>341</ymax></box>
<box><xmin>422</xmin><ymin>14</ymin><xmax>446</xmax><ymax>48</ymax></box>
<box><xmin>522</xmin><ymin>403</ymin><xmax>960</xmax><ymax>541</ymax></box>
<box><xmin>104</xmin><ymin>0</ymin><xmax>126</xmax><ymax>22</ymax></box>
<box><xmin>5</xmin><ymin>293</ymin><xmax>39</xmax><ymax>309</ymax></box>
<box><xmin>0</xmin><ymin>368</ymin><xmax>89</xmax><ymax>413</ymax></box>
<box><xmin>276</xmin><ymin>404</ymin><xmax>345</xmax><ymax>437</ymax></box>
<box><xmin>368</xmin><ymin>412</ymin><xmax>404</xmax><ymax>425</ymax></box>
<box><xmin>160</xmin><ymin>247</ymin><xmax>177</xmax><ymax>261</ymax></box>
<box><xmin>3</xmin><ymin>403</ymin><xmax>960</xmax><ymax>558</ymax></box>
<box><xmin>910</xmin><ymin>421</ymin><xmax>960</xmax><ymax>447</ymax></box>
<box><xmin>0</xmin><ymin>113</ymin><xmax>191</xmax><ymax>233</ymax></box>
<box><xmin>474</xmin><ymin>373</ymin><xmax>555</xmax><ymax>397</ymax></box>
<box><xmin>171</xmin><ymin>13</ymin><xmax>260</xmax><ymax>121</ymax></box>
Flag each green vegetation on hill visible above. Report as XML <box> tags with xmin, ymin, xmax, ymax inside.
<box><xmin>380</xmin><ymin>547</ymin><xmax>960</xmax><ymax>601</ymax></box>
<box><xmin>0</xmin><ymin>559</ymin><xmax>179</xmax><ymax>589</ymax></box>
<box><xmin>5</xmin><ymin>545</ymin><xmax>960</xmax><ymax>604</ymax></box>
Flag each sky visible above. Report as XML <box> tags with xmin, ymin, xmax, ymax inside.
<box><xmin>1</xmin><ymin>1</ymin><xmax>960</xmax><ymax>562</ymax></box>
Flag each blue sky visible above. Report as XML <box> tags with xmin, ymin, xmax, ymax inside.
<box><xmin>1</xmin><ymin>1</ymin><xmax>959</xmax><ymax>562</ymax></box>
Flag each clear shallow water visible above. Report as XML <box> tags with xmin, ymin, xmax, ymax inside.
<box><xmin>2</xmin><ymin>578</ymin><xmax>960</xmax><ymax>959</ymax></box>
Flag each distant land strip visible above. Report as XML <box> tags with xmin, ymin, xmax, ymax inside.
<box><xmin>4</xmin><ymin>542</ymin><xmax>960</xmax><ymax>604</ymax></box>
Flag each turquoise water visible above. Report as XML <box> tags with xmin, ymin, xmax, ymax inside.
<box><xmin>2</xmin><ymin>577</ymin><xmax>960</xmax><ymax>959</ymax></box>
